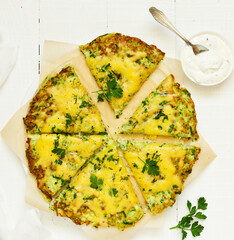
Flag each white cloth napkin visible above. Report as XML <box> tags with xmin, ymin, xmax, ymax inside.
<box><xmin>0</xmin><ymin>44</ymin><xmax>18</xmax><ymax>87</ymax></box>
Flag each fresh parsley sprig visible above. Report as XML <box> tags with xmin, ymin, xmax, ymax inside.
<box><xmin>95</xmin><ymin>79</ymin><xmax>123</xmax><ymax>102</ymax></box>
<box><xmin>52</xmin><ymin>137</ymin><xmax>66</xmax><ymax>159</ymax></box>
<box><xmin>170</xmin><ymin>197</ymin><xmax>208</xmax><ymax>239</ymax></box>
<box><xmin>138</xmin><ymin>153</ymin><xmax>160</xmax><ymax>176</ymax></box>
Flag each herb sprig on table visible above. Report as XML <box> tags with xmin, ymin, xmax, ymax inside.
<box><xmin>170</xmin><ymin>197</ymin><xmax>208</xmax><ymax>239</ymax></box>
<box><xmin>95</xmin><ymin>79</ymin><xmax>123</xmax><ymax>102</ymax></box>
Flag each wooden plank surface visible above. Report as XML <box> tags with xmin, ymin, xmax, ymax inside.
<box><xmin>0</xmin><ymin>0</ymin><xmax>234</xmax><ymax>239</ymax></box>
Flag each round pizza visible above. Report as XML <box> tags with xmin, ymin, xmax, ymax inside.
<box><xmin>24</xmin><ymin>33</ymin><xmax>200</xmax><ymax>231</ymax></box>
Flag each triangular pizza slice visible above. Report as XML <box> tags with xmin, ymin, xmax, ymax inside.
<box><xmin>121</xmin><ymin>74</ymin><xmax>199</xmax><ymax>140</ymax></box>
<box><xmin>24</xmin><ymin>66</ymin><xmax>106</xmax><ymax>134</ymax></box>
<box><xmin>118</xmin><ymin>139</ymin><xmax>200</xmax><ymax>215</ymax></box>
<box><xmin>26</xmin><ymin>134</ymin><xmax>104</xmax><ymax>200</ymax></box>
<box><xmin>50</xmin><ymin>138</ymin><xmax>144</xmax><ymax>230</ymax></box>
<box><xmin>79</xmin><ymin>33</ymin><xmax>165</xmax><ymax>118</ymax></box>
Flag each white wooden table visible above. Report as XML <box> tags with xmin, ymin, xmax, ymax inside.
<box><xmin>0</xmin><ymin>0</ymin><xmax>234</xmax><ymax>239</ymax></box>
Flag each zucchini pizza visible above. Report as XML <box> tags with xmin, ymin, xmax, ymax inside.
<box><xmin>24</xmin><ymin>33</ymin><xmax>201</xmax><ymax>231</ymax></box>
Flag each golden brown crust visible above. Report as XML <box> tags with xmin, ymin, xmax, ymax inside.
<box><xmin>81</xmin><ymin>33</ymin><xmax>165</xmax><ymax>61</ymax></box>
<box><xmin>23</xmin><ymin>67</ymin><xmax>73</xmax><ymax>132</ymax></box>
<box><xmin>26</xmin><ymin>138</ymin><xmax>38</xmax><ymax>176</ymax></box>
<box><xmin>26</xmin><ymin>137</ymin><xmax>53</xmax><ymax>200</ymax></box>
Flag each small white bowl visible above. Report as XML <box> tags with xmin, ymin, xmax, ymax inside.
<box><xmin>181</xmin><ymin>32</ymin><xmax>233</xmax><ymax>86</ymax></box>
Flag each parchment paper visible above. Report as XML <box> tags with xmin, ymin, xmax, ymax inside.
<box><xmin>0</xmin><ymin>40</ymin><xmax>216</xmax><ymax>239</ymax></box>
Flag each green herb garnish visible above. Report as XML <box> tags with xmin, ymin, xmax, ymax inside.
<box><xmin>95</xmin><ymin>79</ymin><xmax>123</xmax><ymax>102</ymax></box>
<box><xmin>168</xmin><ymin>123</ymin><xmax>174</xmax><ymax>133</ymax></box>
<box><xmin>83</xmin><ymin>195</ymin><xmax>95</xmax><ymax>200</ymax></box>
<box><xmin>154</xmin><ymin>109</ymin><xmax>168</xmax><ymax>122</ymax></box>
<box><xmin>109</xmin><ymin>188</ymin><xmax>118</xmax><ymax>197</ymax></box>
<box><xmin>55</xmin><ymin>159</ymin><xmax>63</xmax><ymax>165</ymax></box>
<box><xmin>65</xmin><ymin>113</ymin><xmax>75</xmax><ymax>128</ymax></box>
<box><xmin>90</xmin><ymin>174</ymin><xmax>103</xmax><ymax>190</ymax></box>
<box><xmin>159</xmin><ymin>100</ymin><xmax>168</xmax><ymax>106</ymax></box>
<box><xmin>139</xmin><ymin>153</ymin><xmax>160</xmax><ymax>176</ymax></box>
<box><xmin>73</xmin><ymin>94</ymin><xmax>77</xmax><ymax>104</ymax></box>
<box><xmin>80</xmin><ymin>100</ymin><xmax>92</xmax><ymax>108</ymax></box>
<box><xmin>170</xmin><ymin>197</ymin><xmax>208</xmax><ymax>239</ymax></box>
<box><xmin>52</xmin><ymin>137</ymin><xmax>66</xmax><ymax>159</ymax></box>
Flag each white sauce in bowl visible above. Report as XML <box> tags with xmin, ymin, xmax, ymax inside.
<box><xmin>181</xmin><ymin>32</ymin><xmax>233</xmax><ymax>86</ymax></box>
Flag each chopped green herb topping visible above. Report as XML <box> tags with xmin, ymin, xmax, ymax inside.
<box><xmin>109</xmin><ymin>188</ymin><xmax>118</xmax><ymax>197</ymax></box>
<box><xmin>73</xmin><ymin>94</ymin><xmax>77</xmax><ymax>104</ymax></box>
<box><xmin>94</xmin><ymin>66</ymin><xmax>123</xmax><ymax>102</ymax></box>
<box><xmin>55</xmin><ymin>159</ymin><xmax>63</xmax><ymax>165</ymax></box>
<box><xmin>90</xmin><ymin>174</ymin><xmax>103</xmax><ymax>190</ymax></box>
<box><xmin>52</xmin><ymin>137</ymin><xmax>66</xmax><ymax>159</ymax></box>
<box><xmin>83</xmin><ymin>195</ymin><xmax>95</xmax><ymax>200</ymax></box>
<box><xmin>154</xmin><ymin>109</ymin><xmax>168</xmax><ymax>122</ymax></box>
<box><xmin>168</xmin><ymin>124</ymin><xmax>174</xmax><ymax>133</ymax></box>
<box><xmin>80</xmin><ymin>100</ymin><xmax>92</xmax><ymax>108</ymax></box>
<box><xmin>133</xmin><ymin>163</ymin><xmax>138</xmax><ymax>169</ymax></box>
<box><xmin>159</xmin><ymin>100</ymin><xmax>168</xmax><ymax>106</ymax></box>
<box><xmin>139</xmin><ymin>152</ymin><xmax>160</xmax><ymax>176</ymax></box>
<box><xmin>65</xmin><ymin>113</ymin><xmax>75</xmax><ymax>128</ymax></box>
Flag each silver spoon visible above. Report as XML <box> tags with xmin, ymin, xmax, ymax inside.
<box><xmin>149</xmin><ymin>7</ymin><xmax>208</xmax><ymax>55</ymax></box>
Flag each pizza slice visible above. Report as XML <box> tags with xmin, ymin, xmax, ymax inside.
<box><xmin>26</xmin><ymin>134</ymin><xmax>104</xmax><ymax>200</ymax></box>
<box><xmin>50</xmin><ymin>138</ymin><xmax>144</xmax><ymax>230</ymax></box>
<box><xmin>79</xmin><ymin>33</ymin><xmax>165</xmax><ymax>118</ymax></box>
<box><xmin>118</xmin><ymin>139</ymin><xmax>200</xmax><ymax>215</ymax></box>
<box><xmin>24</xmin><ymin>66</ymin><xmax>106</xmax><ymax>134</ymax></box>
<box><xmin>121</xmin><ymin>74</ymin><xmax>199</xmax><ymax>140</ymax></box>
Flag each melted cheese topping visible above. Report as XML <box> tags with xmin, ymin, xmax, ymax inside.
<box><xmin>52</xmin><ymin>139</ymin><xmax>144</xmax><ymax>230</ymax></box>
<box><xmin>80</xmin><ymin>33</ymin><xmax>165</xmax><ymax>117</ymax></box>
<box><xmin>119</xmin><ymin>140</ymin><xmax>200</xmax><ymax>214</ymax></box>
<box><xmin>27</xmin><ymin>134</ymin><xmax>104</xmax><ymax>199</ymax></box>
<box><xmin>121</xmin><ymin>75</ymin><xmax>199</xmax><ymax>140</ymax></box>
<box><xmin>24</xmin><ymin>66</ymin><xmax>106</xmax><ymax>134</ymax></box>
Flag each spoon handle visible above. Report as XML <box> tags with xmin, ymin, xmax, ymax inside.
<box><xmin>149</xmin><ymin>7</ymin><xmax>192</xmax><ymax>47</ymax></box>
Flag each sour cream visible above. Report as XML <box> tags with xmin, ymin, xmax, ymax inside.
<box><xmin>181</xmin><ymin>32</ymin><xmax>233</xmax><ymax>86</ymax></box>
